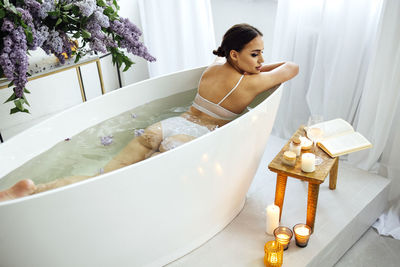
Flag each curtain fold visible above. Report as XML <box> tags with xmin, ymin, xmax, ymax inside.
<box><xmin>348</xmin><ymin>0</ymin><xmax>400</xmax><ymax>239</ymax></box>
<box><xmin>271</xmin><ymin>0</ymin><xmax>400</xmax><ymax>239</ymax></box>
<box><xmin>138</xmin><ymin>0</ymin><xmax>216</xmax><ymax>77</ymax></box>
<box><xmin>272</xmin><ymin>0</ymin><xmax>382</xmax><ymax>139</ymax></box>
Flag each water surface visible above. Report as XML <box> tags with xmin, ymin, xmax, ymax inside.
<box><xmin>0</xmin><ymin>89</ymin><xmax>196</xmax><ymax>190</ymax></box>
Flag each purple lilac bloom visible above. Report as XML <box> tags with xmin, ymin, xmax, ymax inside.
<box><xmin>33</xmin><ymin>25</ymin><xmax>50</xmax><ymax>48</ymax></box>
<box><xmin>86</xmin><ymin>13</ymin><xmax>117</xmax><ymax>53</ymax></box>
<box><xmin>16</xmin><ymin>7</ymin><xmax>39</xmax><ymax>50</ymax></box>
<box><xmin>93</xmin><ymin>8</ymin><xmax>110</xmax><ymax>28</ymax></box>
<box><xmin>38</xmin><ymin>0</ymin><xmax>56</xmax><ymax>19</ymax></box>
<box><xmin>1</xmin><ymin>19</ymin><xmax>14</xmax><ymax>32</ymax></box>
<box><xmin>75</xmin><ymin>0</ymin><xmax>97</xmax><ymax>17</ymax></box>
<box><xmin>41</xmin><ymin>30</ymin><xmax>64</xmax><ymax>55</ymax></box>
<box><xmin>110</xmin><ymin>18</ymin><xmax>156</xmax><ymax>62</ymax></box>
<box><xmin>101</xmin><ymin>135</ymin><xmax>113</xmax><ymax>146</ymax></box>
<box><xmin>24</xmin><ymin>0</ymin><xmax>42</xmax><ymax>20</ymax></box>
<box><xmin>0</xmin><ymin>26</ymin><xmax>29</xmax><ymax>98</ymax></box>
<box><xmin>16</xmin><ymin>7</ymin><xmax>33</xmax><ymax>24</ymax></box>
<box><xmin>134</xmin><ymin>129</ymin><xmax>145</xmax><ymax>137</ymax></box>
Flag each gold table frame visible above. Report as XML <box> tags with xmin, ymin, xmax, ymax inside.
<box><xmin>0</xmin><ymin>56</ymin><xmax>105</xmax><ymax>102</ymax></box>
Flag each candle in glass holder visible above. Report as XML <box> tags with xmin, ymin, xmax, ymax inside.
<box><xmin>293</xmin><ymin>223</ymin><xmax>312</xmax><ymax>247</ymax></box>
<box><xmin>264</xmin><ymin>240</ymin><xmax>283</xmax><ymax>267</ymax></box>
<box><xmin>273</xmin><ymin>226</ymin><xmax>293</xmax><ymax>250</ymax></box>
<box><xmin>301</xmin><ymin>153</ymin><xmax>315</xmax><ymax>172</ymax></box>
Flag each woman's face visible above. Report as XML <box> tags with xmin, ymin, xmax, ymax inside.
<box><xmin>230</xmin><ymin>35</ymin><xmax>264</xmax><ymax>74</ymax></box>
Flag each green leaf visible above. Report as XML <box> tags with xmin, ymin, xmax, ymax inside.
<box><xmin>97</xmin><ymin>0</ymin><xmax>107</xmax><ymax>7</ymax></box>
<box><xmin>22</xmin><ymin>94</ymin><xmax>31</xmax><ymax>107</ymax></box>
<box><xmin>67</xmin><ymin>15</ymin><xmax>80</xmax><ymax>23</ymax></box>
<box><xmin>24</xmin><ymin>28</ymin><xmax>33</xmax><ymax>43</ymax></box>
<box><xmin>56</xmin><ymin>17</ymin><xmax>63</xmax><ymax>26</ymax></box>
<box><xmin>74</xmin><ymin>53</ymin><xmax>81</xmax><ymax>63</ymax></box>
<box><xmin>104</xmin><ymin>6</ymin><xmax>115</xmax><ymax>16</ymax></box>
<box><xmin>4</xmin><ymin>92</ymin><xmax>16</xmax><ymax>103</ymax></box>
<box><xmin>9</xmin><ymin>5</ymin><xmax>18</xmax><ymax>15</ymax></box>
<box><xmin>63</xmin><ymin>3</ymin><xmax>73</xmax><ymax>10</ymax></box>
<box><xmin>14</xmin><ymin>99</ymin><xmax>23</xmax><ymax>111</ymax></box>
<box><xmin>10</xmin><ymin>107</ymin><xmax>20</xmax><ymax>114</ymax></box>
<box><xmin>10</xmin><ymin>106</ymin><xmax>30</xmax><ymax>114</ymax></box>
<box><xmin>82</xmin><ymin>30</ymin><xmax>91</xmax><ymax>38</ymax></box>
<box><xmin>113</xmin><ymin>0</ymin><xmax>120</xmax><ymax>10</ymax></box>
<box><xmin>0</xmin><ymin>8</ymin><xmax>6</xmax><ymax>18</ymax></box>
<box><xmin>12</xmin><ymin>98</ymin><xmax>30</xmax><ymax>114</ymax></box>
<box><xmin>24</xmin><ymin>88</ymin><xmax>31</xmax><ymax>94</ymax></box>
<box><xmin>48</xmin><ymin>11</ymin><xmax>60</xmax><ymax>17</ymax></box>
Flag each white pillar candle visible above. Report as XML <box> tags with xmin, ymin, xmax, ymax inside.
<box><xmin>301</xmin><ymin>153</ymin><xmax>315</xmax><ymax>172</ymax></box>
<box><xmin>266</xmin><ymin>204</ymin><xmax>280</xmax><ymax>235</ymax></box>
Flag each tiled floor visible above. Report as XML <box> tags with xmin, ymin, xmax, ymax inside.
<box><xmin>334</xmin><ymin>227</ymin><xmax>400</xmax><ymax>267</ymax></box>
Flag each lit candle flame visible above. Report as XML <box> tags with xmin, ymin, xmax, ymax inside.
<box><xmin>270</xmin><ymin>253</ymin><xmax>278</xmax><ymax>263</ymax></box>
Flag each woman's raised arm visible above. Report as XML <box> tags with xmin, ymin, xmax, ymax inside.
<box><xmin>247</xmin><ymin>61</ymin><xmax>299</xmax><ymax>93</ymax></box>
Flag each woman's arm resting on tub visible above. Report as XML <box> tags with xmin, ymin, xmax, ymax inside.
<box><xmin>260</xmin><ymin>62</ymin><xmax>286</xmax><ymax>72</ymax></box>
<box><xmin>247</xmin><ymin>61</ymin><xmax>299</xmax><ymax>94</ymax></box>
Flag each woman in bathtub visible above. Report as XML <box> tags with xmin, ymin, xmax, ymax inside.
<box><xmin>0</xmin><ymin>23</ymin><xmax>299</xmax><ymax>201</ymax></box>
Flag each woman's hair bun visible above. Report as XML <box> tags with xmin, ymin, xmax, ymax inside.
<box><xmin>213</xmin><ymin>24</ymin><xmax>263</xmax><ymax>59</ymax></box>
<box><xmin>212</xmin><ymin>46</ymin><xmax>225</xmax><ymax>57</ymax></box>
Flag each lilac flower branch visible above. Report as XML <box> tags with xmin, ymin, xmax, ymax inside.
<box><xmin>0</xmin><ymin>0</ymin><xmax>156</xmax><ymax>114</ymax></box>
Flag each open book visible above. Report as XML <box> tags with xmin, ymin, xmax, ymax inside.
<box><xmin>308</xmin><ymin>118</ymin><xmax>372</xmax><ymax>157</ymax></box>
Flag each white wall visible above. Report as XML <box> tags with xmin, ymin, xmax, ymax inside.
<box><xmin>210</xmin><ymin>0</ymin><xmax>278</xmax><ymax>61</ymax></box>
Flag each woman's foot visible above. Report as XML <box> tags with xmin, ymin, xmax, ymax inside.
<box><xmin>0</xmin><ymin>179</ymin><xmax>36</xmax><ymax>202</ymax></box>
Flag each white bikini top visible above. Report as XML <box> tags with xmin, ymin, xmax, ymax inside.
<box><xmin>192</xmin><ymin>74</ymin><xmax>244</xmax><ymax>121</ymax></box>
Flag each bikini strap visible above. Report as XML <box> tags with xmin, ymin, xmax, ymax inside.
<box><xmin>217</xmin><ymin>74</ymin><xmax>244</xmax><ymax>105</ymax></box>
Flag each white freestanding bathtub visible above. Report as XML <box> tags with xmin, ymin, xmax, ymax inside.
<box><xmin>0</xmin><ymin>66</ymin><xmax>282</xmax><ymax>267</ymax></box>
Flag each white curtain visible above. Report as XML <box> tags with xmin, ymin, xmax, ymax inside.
<box><xmin>138</xmin><ymin>0</ymin><xmax>216</xmax><ymax>77</ymax></box>
<box><xmin>271</xmin><ymin>0</ymin><xmax>382</xmax><ymax>138</ymax></box>
<box><xmin>349</xmin><ymin>0</ymin><xmax>400</xmax><ymax>239</ymax></box>
<box><xmin>272</xmin><ymin>0</ymin><xmax>400</xmax><ymax>239</ymax></box>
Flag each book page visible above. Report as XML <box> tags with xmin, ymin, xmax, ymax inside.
<box><xmin>311</xmin><ymin>118</ymin><xmax>354</xmax><ymax>139</ymax></box>
<box><xmin>319</xmin><ymin>132</ymin><xmax>372</xmax><ymax>157</ymax></box>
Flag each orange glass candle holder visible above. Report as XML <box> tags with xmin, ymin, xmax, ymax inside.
<box><xmin>273</xmin><ymin>226</ymin><xmax>293</xmax><ymax>250</ymax></box>
<box><xmin>264</xmin><ymin>240</ymin><xmax>283</xmax><ymax>267</ymax></box>
<box><xmin>293</xmin><ymin>223</ymin><xmax>312</xmax><ymax>247</ymax></box>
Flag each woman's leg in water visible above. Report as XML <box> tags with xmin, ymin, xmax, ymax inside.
<box><xmin>0</xmin><ymin>122</ymin><xmax>164</xmax><ymax>202</ymax></box>
<box><xmin>103</xmin><ymin>122</ymin><xmax>163</xmax><ymax>172</ymax></box>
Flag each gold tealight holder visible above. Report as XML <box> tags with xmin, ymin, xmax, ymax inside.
<box><xmin>273</xmin><ymin>226</ymin><xmax>293</xmax><ymax>250</ymax></box>
<box><xmin>264</xmin><ymin>240</ymin><xmax>283</xmax><ymax>267</ymax></box>
<box><xmin>293</xmin><ymin>223</ymin><xmax>312</xmax><ymax>247</ymax></box>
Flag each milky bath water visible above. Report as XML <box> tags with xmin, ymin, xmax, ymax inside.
<box><xmin>0</xmin><ymin>89</ymin><xmax>196</xmax><ymax>190</ymax></box>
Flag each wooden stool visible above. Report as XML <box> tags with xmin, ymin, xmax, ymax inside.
<box><xmin>268</xmin><ymin>126</ymin><xmax>339</xmax><ymax>231</ymax></box>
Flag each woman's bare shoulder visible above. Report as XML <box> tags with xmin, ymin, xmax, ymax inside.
<box><xmin>203</xmin><ymin>63</ymin><xmax>239</xmax><ymax>79</ymax></box>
